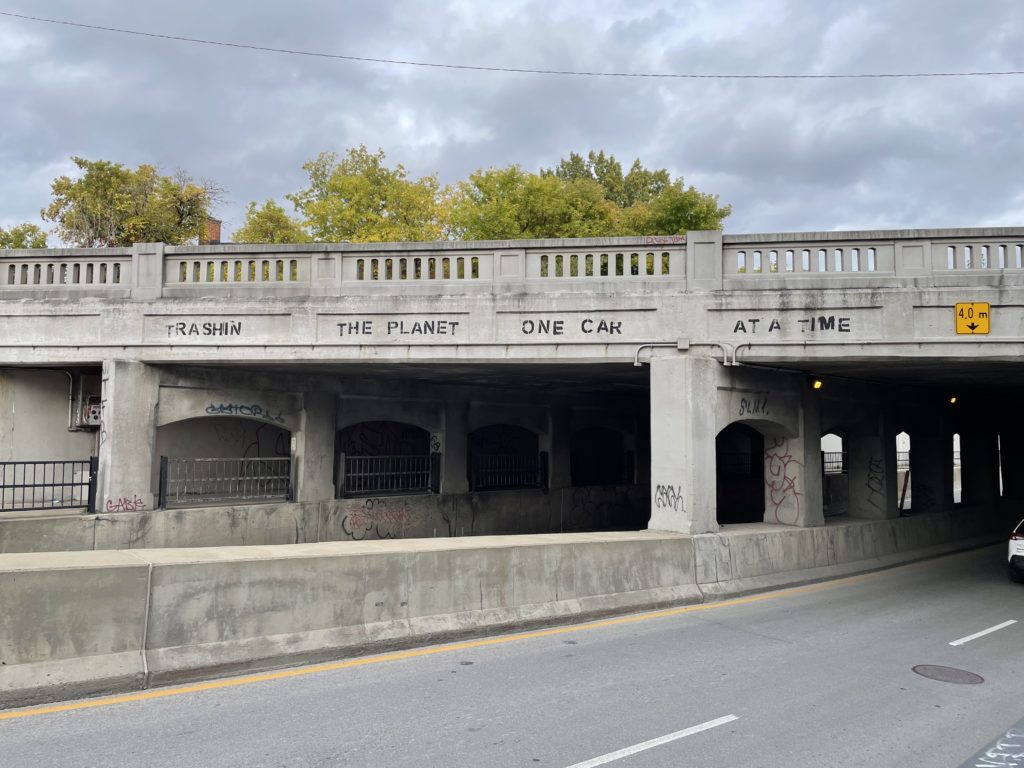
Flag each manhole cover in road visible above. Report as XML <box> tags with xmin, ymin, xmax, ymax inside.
<box><xmin>912</xmin><ymin>665</ymin><xmax>984</xmax><ymax>684</ymax></box>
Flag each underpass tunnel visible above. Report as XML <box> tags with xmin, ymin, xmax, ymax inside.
<box><xmin>570</xmin><ymin>426</ymin><xmax>632</xmax><ymax>487</ymax></box>
<box><xmin>335</xmin><ymin>420</ymin><xmax>432</xmax><ymax>497</ymax></box>
<box><xmin>468</xmin><ymin>424</ymin><xmax>542</xmax><ymax>492</ymax></box>
<box><xmin>715</xmin><ymin>423</ymin><xmax>765</xmax><ymax>524</ymax></box>
<box><xmin>821</xmin><ymin>431</ymin><xmax>848</xmax><ymax>517</ymax></box>
<box><xmin>896</xmin><ymin>431</ymin><xmax>911</xmax><ymax>512</ymax></box>
<box><xmin>953</xmin><ymin>432</ymin><xmax>962</xmax><ymax>505</ymax></box>
<box><xmin>135</xmin><ymin>361</ymin><xmax>650</xmax><ymax>538</ymax></box>
<box><xmin>153</xmin><ymin>416</ymin><xmax>292</xmax><ymax>507</ymax></box>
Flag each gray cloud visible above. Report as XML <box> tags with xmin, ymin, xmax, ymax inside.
<box><xmin>1</xmin><ymin>1</ymin><xmax>1022</xmax><ymax>239</ymax></box>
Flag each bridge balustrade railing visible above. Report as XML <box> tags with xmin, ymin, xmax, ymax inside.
<box><xmin>162</xmin><ymin>252</ymin><xmax>312</xmax><ymax>290</ymax></box>
<box><xmin>0</xmin><ymin>251</ymin><xmax>132</xmax><ymax>291</ymax></box>
<box><xmin>525</xmin><ymin>248</ymin><xmax>684</xmax><ymax>279</ymax></box>
<box><xmin>2</xmin><ymin>230</ymin><xmax>1022</xmax><ymax>299</ymax></box>
<box><xmin>723</xmin><ymin>232</ymin><xmax>1024</xmax><ymax>284</ymax></box>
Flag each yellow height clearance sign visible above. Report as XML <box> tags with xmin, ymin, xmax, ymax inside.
<box><xmin>955</xmin><ymin>303</ymin><xmax>990</xmax><ymax>335</ymax></box>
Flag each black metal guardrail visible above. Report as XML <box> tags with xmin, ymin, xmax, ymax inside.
<box><xmin>158</xmin><ymin>456</ymin><xmax>291</xmax><ymax>508</ymax></box>
<box><xmin>339</xmin><ymin>454</ymin><xmax>440</xmax><ymax>497</ymax></box>
<box><xmin>0</xmin><ymin>458</ymin><xmax>97</xmax><ymax>513</ymax></box>
<box><xmin>469</xmin><ymin>452</ymin><xmax>548</xmax><ymax>492</ymax></box>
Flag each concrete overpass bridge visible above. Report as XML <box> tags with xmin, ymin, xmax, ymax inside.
<box><xmin>1</xmin><ymin>227</ymin><xmax>1022</xmax><ymax>540</ymax></box>
<box><xmin>3</xmin><ymin>227</ymin><xmax>1023</xmax><ymax>706</ymax></box>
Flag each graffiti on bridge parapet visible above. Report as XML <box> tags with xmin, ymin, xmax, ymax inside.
<box><xmin>205</xmin><ymin>403</ymin><xmax>286</xmax><ymax>424</ymax></box>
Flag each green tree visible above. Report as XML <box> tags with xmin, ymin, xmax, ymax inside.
<box><xmin>448</xmin><ymin>165</ymin><xmax>618</xmax><ymax>240</ymax></box>
<box><xmin>550</xmin><ymin>151</ymin><xmax>671</xmax><ymax>207</ymax></box>
<box><xmin>0</xmin><ymin>222</ymin><xmax>47</xmax><ymax>248</ymax></box>
<box><xmin>41</xmin><ymin>157</ymin><xmax>221</xmax><ymax>247</ymax></box>
<box><xmin>233</xmin><ymin>200</ymin><xmax>310</xmax><ymax>243</ymax></box>
<box><xmin>548</xmin><ymin>151</ymin><xmax>729</xmax><ymax>233</ymax></box>
<box><xmin>286</xmin><ymin>146</ymin><xmax>445</xmax><ymax>242</ymax></box>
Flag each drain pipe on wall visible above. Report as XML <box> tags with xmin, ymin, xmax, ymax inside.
<box><xmin>632</xmin><ymin>341</ymin><xmax>737</xmax><ymax>367</ymax></box>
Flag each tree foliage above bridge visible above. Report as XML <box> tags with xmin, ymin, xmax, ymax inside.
<box><xmin>41</xmin><ymin>157</ymin><xmax>221</xmax><ymax>247</ymax></box>
<box><xmin>17</xmin><ymin>149</ymin><xmax>729</xmax><ymax>246</ymax></box>
<box><xmin>0</xmin><ymin>222</ymin><xmax>47</xmax><ymax>249</ymax></box>
<box><xmin>232</xmin><ymin>200</ymin><xmax>311</xmax><ymax>245</ymax></box>
<box><xmin>238</xmin><ymin>147</ymin><xmax>730</xmax><ymax>243</ymax></box>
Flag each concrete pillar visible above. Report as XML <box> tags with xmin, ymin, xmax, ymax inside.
<box><xmin>846</xmin><ymin>413</ymin><xmax>898</xmax><ymax>519</ymax></box>
<box><xmin>442</xmin><ymin>399</ymin><xmax>469</xmax><ymax>495</ymax></box>
<box><xmin>762</xmin><ymin>390</ymin><xmax>824</xmax><ymax>527</ymax></box>
<box><xmin>910</xmin><ymin>414</ymin><xmax>952</xmax><ymax>513</ymax></box>
<box><xmin>685</xmin><ymin>230</ymin><xmax>724</xmax><ymax>291</ymax></box>
<box><xmin>1000</xmin><ymin>428</ymin><xmax>1024</xmax><ymax>501</ymax></box>
<box><xmin>961</xmin><ymin>426</ymin><xmax>999</xmax><ymax>507</ymax></box>
<box><xmin>131</xmin><ymin>242</ymin><xmax>164</xmax><ymax>300</ymax></box>
<box><xmin>98</xmin><ymin>360</ymin><xmax>159</xmax><ymax>512</ymax></box>
<box><xmin>294</xmin><ymin>392</ymin><xmax>337</xmax><ymax>502</ymax></box>
<box><xmin>549</xmin><ymin>402</ymin><xmax>572</xmax><ymax>490</ymax></box>
<box><xmin>648</xmin><ymin>354</ymin><xmax>718</xmax><ymax>534</ymax></box>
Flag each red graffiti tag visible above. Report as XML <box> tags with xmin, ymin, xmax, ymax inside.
<box><xmin>764</xmin><ymin>437</ymin><xmax>801</xmax><ymax>524</ymax></box>
<box><xmin>105</xmin><ymin>495</ymin><xmax>146</xmax><ymax>513</ymax></box>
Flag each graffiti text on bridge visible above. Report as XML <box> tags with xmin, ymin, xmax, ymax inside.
<box><xmin>731</xmin><ymin>315</ymin><xmax>852</xmax><ymax>334</ymax></box>
<box><xmin>206</xmin><ymin>403</ymin><xmax>286</xmax><ymax>424</ymax></box>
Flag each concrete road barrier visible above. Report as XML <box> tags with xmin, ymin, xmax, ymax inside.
<box><xmin>0</xmin><ymin>507</ymin><xmax>1006</xmax><ymax>708</ymax></box>
<box><xmin>0</xmin><ymin>532</ymin><xmax>699</xmax><ymax>708</ymax></box>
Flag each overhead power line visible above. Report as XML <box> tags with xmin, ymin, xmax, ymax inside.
<box><xmin>3</xmin><ymin>10</ymin><xmax>1024</xmax><ymax>80</ymax></box>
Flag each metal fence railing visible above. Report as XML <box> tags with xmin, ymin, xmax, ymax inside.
<box><xmin>469</xmin><ymin>452</ymin><xmax>547</xmax><ymax>492</ymax></box>
<box><xmin>718</xmin><ymin>452</ymin><xmax>755</xmax><ymax>477</ymax></box>
<box><xmin>159</xmin><ymin>456</ymin><xmax>291</xmax><ymax>508</ymax></box>
<box><xmin>0</xmin><ymin>458</ymin><xmax>97</xmax><ymax>513</ymax></box>
<box><xmin>339</xmin><ymin>454</ymin><xmax>438</xmax><ymax>496</ymax></box>
<box><xmin>822</xmin><ymin>451</ymin><xmax>847</xmax><ymax>475</ymax></box>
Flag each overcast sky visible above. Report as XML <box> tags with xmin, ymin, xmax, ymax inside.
<box><xmin>2</xmin><ymin>1</ymin><xmax>1022</xmax><ymax>241</ymax></box>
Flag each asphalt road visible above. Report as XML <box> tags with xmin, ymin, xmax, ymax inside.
<box><xmin>1</xmin><ymin>544</ymin><xmax>1021</xmax><ymax>768</ymax></box>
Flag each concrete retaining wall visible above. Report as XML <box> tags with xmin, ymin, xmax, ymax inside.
<box><xmin>693</xmin><ymin>507</ymin><xmax>1006</xmax><ymax>597</ymax></box>
<box><xmin>0</xmin><ymin>532</ymin><xmax>697</xmax><ymax>707</ymax></box>
<box><xmin>0</xmin><ymin>485</ymin><xmax>649</xmax><ymax>554</ymax></box>
<box><xmin>0</xmin><ymin>507</ymin><xmax>1006</xmax><ymax>708</ymax></box>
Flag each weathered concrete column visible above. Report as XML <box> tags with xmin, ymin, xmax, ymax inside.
<box><xmin>548</xmin><ymin>402</ymin><xmax>572</xmax><ymax>490</ymax></box>
<box><xmin>442</xmin><ymin>399</ymin><xmax>469</xmax><ymax>495</ymax></box>
<box><xmin>294</xmin><ymin>392</ymin><xmax>336</xmax><ymax>502</ymax></box>
<box><xmin>846</xmin><ymin>413</ymin><xmax>898</xmax><ymax>519</ymax></box>
<box><xmin>98</xmin><ymin>360</ymin><xmax>159</xmax><ymax>512</ymax></box>
<box><xmin>648</xmin><ymin>354</ymin><xmax>718</xmax><ymax>534</ymax></box>
<box><xmin>909</xmin><ymin>414</ymin><xmax>952</xmax><ymax>513</ymax></box>
<box><xmin>960</xmin><ymin>426</ymin><xmax>999</xmax><ymax>507</ymax></box>
<box><xmin>762</xmin><ymin>390</ymin><xmax>824</xmax><ymax>527</ymax></box>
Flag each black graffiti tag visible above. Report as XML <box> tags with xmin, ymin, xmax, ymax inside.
<box><xmin>205</xmin><ymin>403</ymin><xmax>286</xmax><ymax>424</ymax></box>
<box><xmin>654</xmin><ymin>484</ymin><xmax>684</xmax><ymax>513</ymax></box>
<box><xmin>865</xmin><ymin>457</ymin><xmax>885</xmax><ymax>511</ymax></box>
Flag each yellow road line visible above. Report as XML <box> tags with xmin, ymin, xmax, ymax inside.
<box><xmin>0</xmin><ymin>570</ymin><xmax>880</xmax><ymax>722</ymax></box>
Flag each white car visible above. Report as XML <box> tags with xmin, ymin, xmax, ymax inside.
<box><xmin>1011</xmin><ymin>519</ymin><xmax>1024</xmax><ymax>583</ymax></box>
